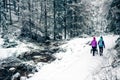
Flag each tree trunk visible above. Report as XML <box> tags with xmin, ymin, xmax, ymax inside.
<box><xmin>73</xmin><ymin>0</ymin><xmax>78</xmax><ymax>37</ymax></box>
<box><xmin>28</xmin><ymin>0</ymin><xmax>32</xmax><ymax>38</ymax></box>
<box><xmin>17</xmin><ymin>0</ymin><xmax>20</xmax><ymax>21</ymax></box>
<box><xmin>13</xmin><ymin>1</ymin><xmax>16</xmax><ymax>12</ymax></box>
<box><xmin>44</xmin><ymin>0</ymin><xmax>48</xmax><ymax>40</ymax></box>
<box><xmin>53</xmin><ymin>0</ymin><xmax>56</xmax><ymax>40</ymax></box>
<box><xmin>9</xmin><ymin>0</ymin><xmax>12</xmax><ymax>25</ymax></box>
<box><xmin>0</xmin><ymin>2</ymin><xmax>1</xmax><ymax>24</ymax></box>
<box><xmin>64</xmin><ymin>0</ymin><xmax>67</xmax><ymax>39</ymax></box>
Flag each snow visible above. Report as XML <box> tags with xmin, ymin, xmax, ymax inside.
<box><xmin>27</xmin><ymin>35</ymin><xmax>118</xmax><ymax>80</ymax></box>
<box><xmin>82</xmin><ymin>0</ymin><xmax>113</xmax><ymax>34</ymax></box>
<box><xmin>20</xmin><ymin>76</ymin><xmax>27</xmax><ymax>80</ymax></box>
<box><xmin>0</xmin><ymin>34</ymin><xmax>118</xmax><ymax>80</ymax></box>
<box><xmin>0</xmin><ymin>36</ymin><xmax>4</xmax><ymax>46</ymax></box>
<box><xmin>11</xmin><ymin>72</ymin><xmax>20</xmax><ymax>80</ymax></box>
<box><xmin>9</xmin><ymin>67</ymin><xmax>16</xmax><ymax>71</ymax></box>
<box><xmin>0</xmin><ymin>37</ymin><xmax>39</xmax><ymax>59</ymax></box>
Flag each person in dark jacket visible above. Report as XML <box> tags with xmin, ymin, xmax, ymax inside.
<box><xmin>91</xmin><ymin>37</ymin><xmax>97</xmax><ymax>56</ymax></box>
<box><xmin>98</xmin><ymin>36</ymin><xmax>105</xmax><ymax>56</ymax></box>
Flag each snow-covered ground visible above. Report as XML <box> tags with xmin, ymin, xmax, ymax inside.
<box><xmin>0</xmin><ymin>37</ymin><xmax>39</xmax><ymax>59</ymax></box>
<box><xmin>27</xmin><ymin>35</ymin><xmax>119</xmax><ymax>80</ymax></box>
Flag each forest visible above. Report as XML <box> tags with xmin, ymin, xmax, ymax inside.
<box><xmin>0</xmin><ymin>0</ymin><xmax>120</xmax><ymax>80</ymax></box>
<box><xmin>0</xmin><ymin>0</ymin><xmax>112</xmax><ymax>42</ymax></box>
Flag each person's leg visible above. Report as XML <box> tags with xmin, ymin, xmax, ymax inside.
<box><xmin>99</xmin><ymin>47</ymin><xmax>101</xmax><ymax>55</ymax></box>
<box><xmin>92</xmin><ymin>47</ymin><xmax>95</xmax><ymax>56</ymax></box>
<box><xmin>101</xmin><ymin>47</ymin><xmax>103</xmax><ymax>56</ymax></box>
<box><xmin>99</xmin><ymin>47</ymin><xmax>103</xmax><ymax>56</ymax></box>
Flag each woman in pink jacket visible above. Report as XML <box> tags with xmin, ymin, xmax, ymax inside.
<box><xmin>91</xmin><ymin>37</ymin><xmax>97</xmax><ymax>56</ymax></box>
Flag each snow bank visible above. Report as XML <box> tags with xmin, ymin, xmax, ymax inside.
<box><xmin>0</xmin><ymin>37</ymin><xmax>39</xmax><ymax>59</ymax></box>
<box><xmin>27</xmin><ymin>35</ymin><xmax>118</xmax><ymax>80</ymax></box>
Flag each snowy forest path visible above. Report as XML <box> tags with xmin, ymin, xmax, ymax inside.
<box><xmin>28</xmin><ymin>35</ymin><xmax>118</xmax><ymax>80</ymax></box>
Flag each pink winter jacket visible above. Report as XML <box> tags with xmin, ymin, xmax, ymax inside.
<box><xmin>91</xmin><ymin>40</ymin><xmax>97</xmax><ymax>47</ymax></box>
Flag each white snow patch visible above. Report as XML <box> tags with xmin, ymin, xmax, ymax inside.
<box><xmin>0</xmin><ymin>36</ymin><xmax>39</xmax><ymax>59</ymax></box>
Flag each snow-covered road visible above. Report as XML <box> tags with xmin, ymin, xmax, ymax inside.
<box><xmin>28</xmin><ymin>35</ymin><xmax>118</xmax><ymax>80</ymax></box>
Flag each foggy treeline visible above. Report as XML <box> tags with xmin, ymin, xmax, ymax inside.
<box><xmin>0</xmin><ymin>0</ymin><xmax>96</xmax><ymax>42</ymax></box>
<box><xmin>0</xmin><ymin>0</ymin><xmax>119</xmax><ymax>42</ymax></box>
